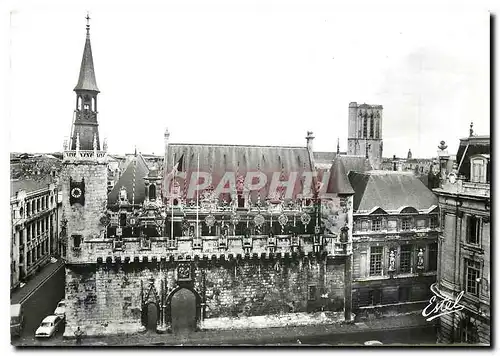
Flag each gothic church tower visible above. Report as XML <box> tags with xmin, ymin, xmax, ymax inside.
<box><xmin>347</xmin><ymin>102</ymin><xmax>383</xmax><ymax>170</ymax></box>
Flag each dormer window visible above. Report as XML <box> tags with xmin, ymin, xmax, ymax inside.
<box><xmin>470</xmin><ymin>155</ymin><xmax>489</xmax><ymax>183</ymax></box>
<box><xmin>119</xmin><ymin>187</ymin><xmax>127</xmax><ymax>202</ymax></box>
<box><xmin>149</xmin><ymin>184</ymin><xmax>156</xmax><ymax>201</ymax></box>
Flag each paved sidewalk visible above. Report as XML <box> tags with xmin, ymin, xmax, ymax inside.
<box><xmin>14</xmin><ymin>312</ymin><xmax>436</xmax><ymax>347</ymax></box>
<box><xmin>11</xmin><ymin>259</ymin><xmax>64</xmax><ymax>304</ymax></box>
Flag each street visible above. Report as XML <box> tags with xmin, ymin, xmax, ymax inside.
<box><xmin>12</xmin><ymin>314</ymin><xmax>438</xmax><ymax>346</ymax></box>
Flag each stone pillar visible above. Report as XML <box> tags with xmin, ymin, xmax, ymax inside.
<box><xmin>344</xmin><ymin>255</ymin><xmax>352</xmax><ymax>322</ymax></box>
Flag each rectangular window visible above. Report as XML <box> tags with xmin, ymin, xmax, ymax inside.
<box><xmin>401</xmin><ymin>218</ymin><xmax>412</xmax><ymax>231</ymax></box>
<box><xmin>428</xmin><ymin>243</ymin><xmax>438</xmax><ymax>271</ymax></box>
<box><xmin>466</xmin><ymin>216</ymin><xmax>480</xmax><ymax>245</ymax></box>
<box><xmin>361</xmin><ymin>220</ymin><xmax>369</xmax><ymax>231</ymax></box>
<box><xmin>369</xmin><ymin>289</ymin><xmax>382</xmax><ymax>305</ymax></box>
<box><xmin>370</xmin><ymin>246</ymin><xmax>383</xmax><ymax>275</ymax></box>
<box><xmin>72</xmin><ymin>235</ymin><xmax>82</xmax><ymax>249</ymax></box>
<box><xmin>465</xmin><ymin>259</ymin><xmax>480</xmax><ymax>296</ymax></box>
<box><xmin>398</xmin><ymin>286</ymin><xmax>411</xmax><ymax>302</ymax></box>
<box><xmin>430</xmin><ymin>216</ymin><xmax>438</xmax><ymax>229</ymax></box>
<box><xmin>308</xmin><ymin>285</ymin><xmax>317</xmax><ymax>301</ymax></box>
<box><xmin>19</xmin><ymin>230</ymin><xmax>24</xmax><ymax>246</ymax></box>
<box><xmin>372</xmin><ymin>220</ymin><xmax>381</xmax><ymax>231</ymax></box>
<box><xmin>400</xmin><ymin>245</ymin><xmax>412</xmax><ymax>273</ymax></box>
<box><xmin>472</xmin><ymin>160</ymin><xmax>485</xmax><ymax>183</ymax></box>
<box><xmin>27</xmin><ymin>226</ymin><xmax>31</xmax><ymax>241</ymax></box>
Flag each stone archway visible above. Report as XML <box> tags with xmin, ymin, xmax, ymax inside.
<box><xmin>165</xmin><ymin>286</ymin><xmax>202</xmax><ymax>334</ymax></box>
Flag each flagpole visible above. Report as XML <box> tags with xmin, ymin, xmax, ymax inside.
<box><xmin>196</xmin><ymin>153</ymin><xmax>200</xmax><ymax>238</ymax></box>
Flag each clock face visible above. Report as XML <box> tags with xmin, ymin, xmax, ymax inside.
<box><xmin>71</xmin><ymin>187</ymin><xmax>82</xmax><ymax>199</ymax></box>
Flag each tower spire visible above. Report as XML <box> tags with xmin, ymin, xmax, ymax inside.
<box><xmin>70</xmin><ymin>14</ymin><xmax>101</xmax><ymax>151</ymax></box>
<box><xmin>86</xmin><ymin>12</ymin><xmax>91</xmax><ymax>38</ymax></box>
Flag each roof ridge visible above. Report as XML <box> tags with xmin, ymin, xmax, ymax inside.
<box><xmin>169</xmin><ymin>143</ymin><xmax>306</xmax><ymax>149</ymax></box>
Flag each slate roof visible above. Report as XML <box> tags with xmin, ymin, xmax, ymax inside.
<box><xmin>325</xmin><ymin>157</ymin><xmax>355</xmax><ymax>195</ymax></box>
<box><xmin>108</xmin><ymin>154</ymin><xmax>150</xmax><ymax>205</ymax></box>
<box><xmin>74</xmin><ymin>32</ymin><xmax>99</xmax><ymax>92</ymax></box>
<box><xmin>348</xmin><ymin>170</ymin><xmax>438</xmax><ymax>212</ymax></box>
<box><xmin>165</xmin><ymin>143</ymin><xmax>315</xmax><ymax>201</ymax></box>
<box><xmin>338</xmin><ymin>155</ymin><xmax>373</xmax><ymax>173</ymax></box>
<box><xmin>456</xmin><ymin>135</ymin><xmax>490</xmax><ymax>179</ymax></box>
<box><xmin>11</xmin><ymin>176</ymin><xmax>54</xmax><ymax>198</ymax></box>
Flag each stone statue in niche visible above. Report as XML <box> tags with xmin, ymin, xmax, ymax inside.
<box><xmin>388</xmin><ymin>250</ymin><xmax>396</xmax><ymax>272</ymax></box>
<box><xmin>417</xmin><ymin>249</ymin><xmax>425</xmax><ymax>270</ymax></box>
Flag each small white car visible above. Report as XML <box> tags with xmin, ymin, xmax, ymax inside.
<box><xmin>35</xmin><ymin>315</ymin><xmax>63</xmax><ymax>338</ymax></box>
<box><xmin>54</xmin><ymin>300</ymin><xmax>66</xmax><ymax>319</ymax></box>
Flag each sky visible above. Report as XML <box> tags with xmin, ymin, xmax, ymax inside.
<box><xmin>6</xmin><ymin>0</ymin><xmax>491</xmax><ymax>159</ymax></box>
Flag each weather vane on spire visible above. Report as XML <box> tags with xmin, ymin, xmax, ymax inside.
<box><xmin>86</xmin><ymin>12</ymin><xmax>91</xmax><ymax>36</ymax></box>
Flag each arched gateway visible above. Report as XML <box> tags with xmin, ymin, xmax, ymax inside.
<box><xmin>165</xmin><ymin>286</ymin><xmax>202</xmax><ymax>334</ymax></box>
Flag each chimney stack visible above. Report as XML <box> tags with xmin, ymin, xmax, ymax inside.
<box><xmin>306</xmin><ymin>131</ymin><xmax>315</xmax><ymax>152</ymax></box>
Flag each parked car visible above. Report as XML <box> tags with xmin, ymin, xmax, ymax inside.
<box><xmin>54</xmin><ymin>300</ymin><xmax>66</xmax><ymax>319</ymax></box>
<box><xmin>35</xmin><ymin>315</ymin><xmax>63</xmax><ymax>338</ymax></box>
<box><xmin>10</xmin><ymin>304</ymin><xmax>24</xmax><ymax>337</ymax></box>
<box><xmin>364</xmin><ymin>340</ymin><xmax>383</xmax><ymax>346</ymax></box>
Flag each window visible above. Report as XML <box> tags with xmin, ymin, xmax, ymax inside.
<box><xmin>387</xmin><ymin>220</ymin><xmax>397</xmax><ymax>231</ymax></box>
<box><xmin>416</xmin><ymin>219</ymin><xmax>426</xmax><ymax>229</ymax></box>
<box><xmin>361</xmin><ymin>220</ymin><xmax>369</xmax><ymax>231</ymax></box>
<box><xmin>120</xmin><ymin>213</ymin><xmax>127</xmax><ymax>227</ymax></box>
<box><xmin>27</xmin><ymin>226</ymin><xmax>31</xmax><ymax>241</ymax></box>
<box><xmin>466</xmin><ymin>216</ymin><xmax>480</xmax><ymax>245</ymax></box>
<box><xmin>149</xmin><ymin>184</ymin><xmax>156</xmax><ymax>200</ymax></box>
<box><xmin>465</xmin><ymin>259</ymin><xmax>480</xmax><ymax>296</ymax></box>
<box><xmin>237</xmin><ymin>195</ymin><xmax>245</xmax><ymax>208</ymax></box>
<box><xmin>19</xmin><ymin>230</ymin><xmax>24</xmax><ymax>245</ymax></box>
<box><xmin>471</xmin><ymin>159</ymin><xmax>486</xmax><ymax>183</ymax></box>
<box><xmin>460</xmin><ymin>318</ymin><xmax>479</xmax><ymax>344</ymax></box>
<box><xmin>372</xmin><ymin>220</ymin><xmax>381</xmax><ymax>231</ymax></box>
<box><xmin>430</xmin><ymin>216</ymin><xmax>438</xmax><ymax>229</ymax></box>
<box><xmin>370</xmin><ymin>246</ymin><xmax>383</xmax><ymax>275</ymax></box>
<box><xmin>363</xmin><ymin>114</ymin><xmax>367</xmax><ymax>138</ymax></box>
<box><xmin>36</xmin><ymin>199</ymin><xmax>40</xmax><ymax>212</ymax></box>
<box><xmin>369</xmin><ymin>289</ymin><xmax>382</xmax><ymax>305</ymax></box>
<box><xmin>26</xmin><ymin>202</ymin><xmax>30</xmax><ymax>217</ymax></box>
<box><xmin>27</xmin><ymin>251</ymin><xmax>31</xmax><ymax>267</ymax></box>
<box><xmin>308</xmin><ymin>285</ymin><xmax>317</xmax><ymax>301</ymax></box>
<box><xmin>400</xmin><ymin>245</ymin><xmax>412</xmax><ymax>273</ymax></box>
<box><xmin>441</xmin><ymin>213</ymin><xmax>445</xmax><ymax>230</ymax></box>
<box><xmin>428</xmin><ymin>243</ymin><xmax>438</xmax><ymax>271</ymax></box>
<box><xmin>19</xmin><ymin>207</ymin><xmax>24</xmax><ymax>219</ymax></box>
<box><xmin>73</xmin><ymin>235</ymin><xmax>82</xmax><ymax>249</ymax></box>
<box><xmin>370</xmin><ymin>115</ymin><xmax>374</xmax><ymax>138</ymax></box>
<box><xmin>401</xmin><ymin>218</ymin><xmax>412</xmax><ymax>231</ymax></box>
<box><xmin>398</xmin><ymin>286</ymin><xmax>410</xmax><ymax>302</ymax></box>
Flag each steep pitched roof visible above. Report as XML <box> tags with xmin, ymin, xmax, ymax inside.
<box><xmin>165</xmin><ymin>143</ymin><xmax>313</xmax><ymax>201</ymax></box>
<box><xmin>108</xmin><ymin>154</ymin><xmax>149</xmax><ymax>205</ymax></box>
<box><xmin>325</xmin><ymin>157</ymin><xmax>354</xmax><ymax>195</ymax></box>
<box><xmin>348</xmin><ymin>171</ymin><xmax>438</xmax><ymax>212</ymax></box>
<box><xmin>338</xmin><ymin>155</ymin><xmax>373</xmax><ymax>173</ymax></box>
<box><xmin>74</xmin><ymin>31</ymin><xmax>99</xmax><ymax>92</ymax></box>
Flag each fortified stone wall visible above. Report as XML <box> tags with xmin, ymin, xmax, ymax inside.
<box><xmin>64</xmin><ymin>257</ymin><xmax>346</xmax><ymax>337</ymax></box>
